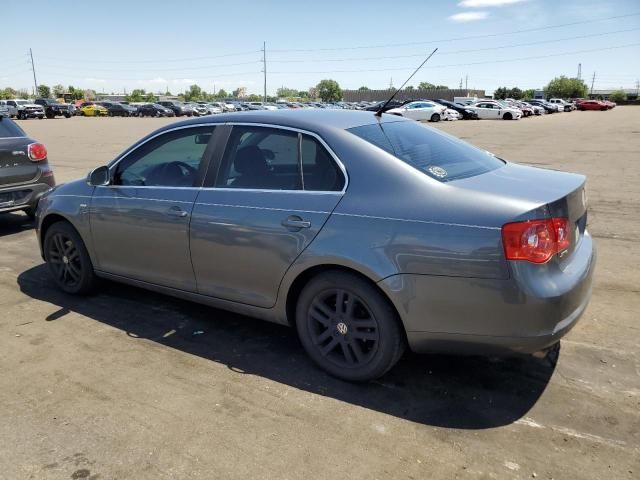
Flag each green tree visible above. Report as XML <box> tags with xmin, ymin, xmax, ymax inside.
<box><xmin>493</xmin><ymin>86</ymin><xmax>508</xmax><ymax>99</ymax></box>
<box><xmin>434</xmin><ymin>84</ymin><xmax>449</xmax><ymax>90</ymax></box>
<box><xmin>405</xmin><ymin>85</ymin><xmax>414</xmax><ymax>91</ymax></box>
<box><xmin>508</xmin><ymin>87</ymin><xmax>523</xmax><ymax>99</ymax></box>
<box><xmin>358</xmin><ymin>86</ymin><xmax>370</xmax><ymax>91</ymax></box>
<box><xmin>608</xmin><ymin>89</ymin><xmax>627</xmax><ymax>102</ymax></box>
<box><xmin>522</xmin><ymin>89</ymin><xmax>536</xmax><ymax>99</ymax></box>
<box><xmin>125</xmin><ymin>89</ymin><xmax>147</xmax><ymax>102</ymax></box>
<box><xmin>544</xmin><ymin>76</ymin><xmax>588</xmax><ymax>99</ymax></box>
<box><xmin>52</xmin><ymin>84</ymin><xmax>65</xmax><ymax>97</ymax></box>
<box><xmin>276</xmin><ymin>87</ymin><xmax>298</xmax><ymax>98</ymax></box>
<box><xmin>37</xmin><ymin>84</ymin><xmax>51</xmax><ymax>98</ymax></box>
<box><xmin>316</xmin><ymin>79</ymin><xmax>341</xmax><ymax>102</ymax></box>
<box><xmin>246</xmin><ymin>94</ymin><xmax>262</xmax><ymax>102</ymax></box>
<box><xmin>297</xmin><ymin>90</ymin><xmax>309</xmax><ymax>98</ymax></box>
<box><xmin>216</xmin><ymin>88</ymin><xmax>228</xmax><ymax>99</ymax></box>
<box><xmin>0</xmin><ymin>87</ymin><xmax>17</xmax><ymax>99</ymax></box>
<box><xmin>144</xmin><ymin>93</ymin><xmax>156</xmax><ymax>102</ymax></box>
<box><xmin>184</xmin><ymin>84</ymin><xmax>204</xmax><ymax>102</ymax></box>
<box><xmin>417</xmin><ymin>82</ymin><xmax>436</xmax><ymax>90</ymax></box>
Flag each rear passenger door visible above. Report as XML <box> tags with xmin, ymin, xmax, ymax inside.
<box><xmin>190</xmin><ymin>124</ymin><xmax>346</xmax><ymax>308</ymax></box>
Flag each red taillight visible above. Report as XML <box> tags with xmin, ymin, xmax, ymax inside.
<box><xmin>28</xmin><ymin>143</ymin><xmax>47</xmax><ymax>162</ymax></box>
<box><xmin>502</xmin><ymin>217</ymin><xmax>570</xmax><ymax>264</ymax></box>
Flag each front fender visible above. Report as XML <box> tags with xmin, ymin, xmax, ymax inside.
<box><xmin>36</xmin><ymin>180</ymin><xmax>95</xmax><ymax>264</ymax></box>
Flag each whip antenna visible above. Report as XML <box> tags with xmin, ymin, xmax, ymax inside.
<box><xmin>375</xmin><ymin>48</ymin><xmax>438</xmax><ymax>117</ymax></box>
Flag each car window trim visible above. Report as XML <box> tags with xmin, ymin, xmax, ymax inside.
<box><xmin>202</xmin><ymin>122</ymin><xmax>348</xmax><ymax>194</ymax></box>
<box><xmin>106</xmin><ymin>123</ymin><xmax>221</xmax><ymax>189</ymax></box>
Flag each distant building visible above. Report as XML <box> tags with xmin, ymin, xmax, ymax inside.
<box><xmin>533</xmin><ymin>90</ymin><xmax>545</xmax><ymax>100</ymax></box>
<box><xmin>588</xmin><ymin>88</ymin><xmax>639</xmax><ymax>100</ymax></box>
<box><xmin>342</xmin><ymin>88</ymin><xmax>485</xmax><ymax>102</ymax></box>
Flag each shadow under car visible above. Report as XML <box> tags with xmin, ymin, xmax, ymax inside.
<box><xmin>17</xmin><ymin>263</ymin><xmax>558</xmax><ymax>429</ymax></box>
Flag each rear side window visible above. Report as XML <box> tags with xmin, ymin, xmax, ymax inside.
<box><xmin>348</xmin><ymin>120</ymin><xmax>504</xmax><ymax>182</ymax></box>
<box><xmin>301</xmin><ymin>135</ymin><xmax>344</xmax><ymax>191</ymax></box>
<box><xmin>0</xmin><ymin>119</ymin><xmax>26</xmax><ymax>138</ymax></box>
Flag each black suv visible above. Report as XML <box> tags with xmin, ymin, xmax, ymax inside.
<box><xmin>97</xmin><ymin>102</ymin><xmax>137</xmax><ymax>117</ymax></box>
<box><xmin>34</xmin><ymin>98</ymin><xmax>72</xmax><ymax>118</ymax></box>
<box><xmin>0</xmin><ymin>117</ymin><xmax>55</xmax><ymax>219</ymax></box>
<box><xmin>158</xmin><ymin>101</ymin><xmax>194</xmax><ymax>117</ymax></box>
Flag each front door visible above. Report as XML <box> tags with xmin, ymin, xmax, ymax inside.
<box><xmin>191</xmin><ymin>125</ymin><xmax>346</xmax><ymax>307</ymax></box>
<box><xmin>90</xmin><ymin>125</ymin><xmax>216</xmax><ymax>291</ymax></box>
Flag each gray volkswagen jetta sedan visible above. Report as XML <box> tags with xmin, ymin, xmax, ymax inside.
<box><xmin>36</xmin><ymin>110</ymin><xmax>595</xmax><ymax>381</ymax></box>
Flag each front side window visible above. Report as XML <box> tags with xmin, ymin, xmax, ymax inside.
<box><xmin>114</xmin><ymin>126</ymin><xmax>213</xmax><ymax>187</ymax></box>
<box><xmin>348</xmin><ymin>120</ymin><xmax>505</xmax><ymax>182</ymax></box>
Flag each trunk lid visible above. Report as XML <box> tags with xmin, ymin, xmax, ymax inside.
<box><xmin>0</xmin><ymin>138</ymin><xmax>39</xmax><ymax>186</ymax></box>
<box><xmin>453</xmin><ymin>162</ymin><xmax>587</xmax><ymax>260</ymax></box>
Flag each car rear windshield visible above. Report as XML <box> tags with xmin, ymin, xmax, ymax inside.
<box><xmin>347</xmin><ymin>120</ymin><xmax>504</xmax><ymax>182</ymax></box>
<box><xmin>0</xmin><ymin>119</ymin><xmax>26</xmax><ymax>138</ymax></box>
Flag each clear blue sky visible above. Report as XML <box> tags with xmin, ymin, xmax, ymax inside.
<box><xmin>2</xmin><ymin>0</ymin><xmax>639</xmax><ymax>96</ymax></box>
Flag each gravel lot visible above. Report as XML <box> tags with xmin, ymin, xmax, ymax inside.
<box><xmin>1</xmin><ymin>109</ymin><xmax>638</xmax><ymax>480</ymax></box>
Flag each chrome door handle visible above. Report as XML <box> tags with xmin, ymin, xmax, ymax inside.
<box><xmin>282</xmin><ymin>215</ymin><xmax>311</xmax><ymax>229</ymax></box>
<box><xmin>166</xmin><ymin>206</ymin><xmax>188</xmax><ymax>218</ymax></box>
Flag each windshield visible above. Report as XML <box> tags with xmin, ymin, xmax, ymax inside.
<box><xmin>348</xmin><ymin>120</ymin><xmax>505</xmax><ymax>182</ymax></box>
<box><xmin>16</xmin><ymin>100</ymin><xmax>28</xmax><ymax>105</ymax></box>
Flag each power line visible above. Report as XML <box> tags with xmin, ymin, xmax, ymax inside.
<box><xmin>267</xmin><ymin>27</ymin><xmax>640</xmax><ymax>64</ymax></box>
<box><xmin>50</xmin><ymin>50</ymin><xmax>262</xmax><ymax>64</ymax></box>
<box><xmin>37</xmin><ymin>60</ymin><xmax>260</xmax><ymax>73</ymax></box>
<box><xmin>268</xmin><ymin>42</ymin><xmax>640</xmax><ymax>75</ymax></box>
<box><xmin>269</xmin><ymin>12</ymin><xmax>640</xmax><ymax>52</ymax></box>
<box><xmin>33</xmin><ymin>70</ymin><xmax>263</xmax><ymax>82</ymax></box>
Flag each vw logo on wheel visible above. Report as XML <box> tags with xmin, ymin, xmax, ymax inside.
<box><xmin>336</xmin><ymin>322</ymin><xmax>348</xmax><ymax>335</ymax></box>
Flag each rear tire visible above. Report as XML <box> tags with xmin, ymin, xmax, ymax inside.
<box><xmin>44</xmin><ymin>221</ymin><xmax>97</xmax><ymax>295</ymax></box>
<box><xmin>430</xmin><ymin>113</ymin><xmax>441</xmax><ymax>122</ymax></box>
<box><xmin>295</xmin><ymin>271</ymin><xmax>405</xmax><ymax>382</ymax></box>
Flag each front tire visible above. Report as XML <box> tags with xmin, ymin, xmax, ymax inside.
<box><xmin>430</xmin><ymin>113</ymin><xmax>441</xmax><ymax>122</ymax></box>
<box><xmin>44</xmin><ymin>221</ymin><xmax>97</xmax><ymax>295</ymax></box>
<box><xmin>295</xmin><ymin>271</ymin><xmax>405</xmax><ymax>382</ymax></box>
<box><xmin>503</xmin><ymin>112</ymin><xmax>513</xmax><ymax>120</ymax></box>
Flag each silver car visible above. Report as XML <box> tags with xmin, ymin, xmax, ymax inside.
<box><xmin>35</xmin><ymin>110</ymin><xmax>595</xmax><ymax>381</ymax></box>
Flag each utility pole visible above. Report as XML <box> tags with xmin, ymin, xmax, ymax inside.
<box><xmin>262</xmin><ymin>41</ymin><xmax>267</xmax><ymax>102</ymax></box>
<box><xmin>577</xmin><ymin>63</ymin><xmax>582</xmax><ymax>80</ymax></box>
<box><xmin>635</xmin><ymin>79</ymin><xmax>639</xmax><ymax>98</ymax></box>
<box><xmin>459</xmin><ymin>78</ymin><xmax>463</xmax><ymax>89</ymax></box>
<box><xmin>465</xmin><ymin>74</ymin><xmax>468</xmax><ymax>92</ymax></box>
<box><xmin>590</xmin><ymin>72</ymin><xmax>596</xmax><ymax>95</ymax></box>
<box><xmin>29</xmin><ymin>48</ymin><xmax>38</xmax><ymax>96</ymax></box>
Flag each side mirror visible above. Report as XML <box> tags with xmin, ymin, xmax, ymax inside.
<box><xmin>87</xmin><ymin>166</ymin><xmax>110</xmax><ymax>187</ymax></box>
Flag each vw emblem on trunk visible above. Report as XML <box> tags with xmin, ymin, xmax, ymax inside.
<box><xmin>336</xmin><ymin>322</ymin><xmax>348</xmax><ymax>335</ymax></box>
<box><xmin>428</xmin><ymin>166</ymin><xmax>448</xmax><ymax>178</ymax></box>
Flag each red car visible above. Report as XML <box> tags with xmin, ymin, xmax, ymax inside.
<box><xmin>577</xmin><ymin>100</ymin><xmax>608</xmax><ymax>111</ymax></box>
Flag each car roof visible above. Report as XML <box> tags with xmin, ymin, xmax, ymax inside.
<box><xmin>156</xmin><ymin>109</ymin><xmax>408</xmax><ymax>133</ymax></box>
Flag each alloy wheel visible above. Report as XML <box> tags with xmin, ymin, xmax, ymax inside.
<box><xmin>307</xmin><ymin>289</ymin><xmax>379</xmax><ymax>368</ymax></box>
<box><xmin>47</xmin><ymin>232</ymin><xmax>82</xmax><ymax>288</ymax></box>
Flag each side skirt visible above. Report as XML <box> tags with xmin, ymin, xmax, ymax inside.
<box><xmin>94</xmin><ymin>270</ymin><xmax>287</xmax><ymax>326</ymax></box>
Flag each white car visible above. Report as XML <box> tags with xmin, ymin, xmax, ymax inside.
<box><xmin>386</xmin><ymin>101</ymin><xmax>447</xmax><ymax>122</ymax></box>
<box><xmin>466</xmin><ymin>100</ymin><xmax>522</xmax><ymax>120</ymax></box>
<box><xmin>205</xmin><ymin>102</ymin><xmax>224</xmax><ymax>114</ymax></box>
<box><xmin>548</xmin><ymin>98</ymin><xmax>574</xmax><ymax>112</ymax></box>
<box><xmin>223</xmin><ymin>102</ymin><xmax>236</xmax><ymax>112</ymax></box>
<box><xmin>442</xmin><ymin>108</ymin><xmax>460</xmax><ymax>121</ymax></box>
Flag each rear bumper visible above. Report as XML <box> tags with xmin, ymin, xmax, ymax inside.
<box><xmin>379</xmin><ymin>231</ymin><xmax>596</xmax><ymax>355</ymax></box>
<box><xmin>0</xmin><ymin>177</ymin><xmax>55</xmax><ymax>213</ymax></box>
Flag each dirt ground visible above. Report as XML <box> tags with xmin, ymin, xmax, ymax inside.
<box><xmin>1</xmin><ymin>109</ymin><xmax>638</xmax><ymax>480</ymax></box>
